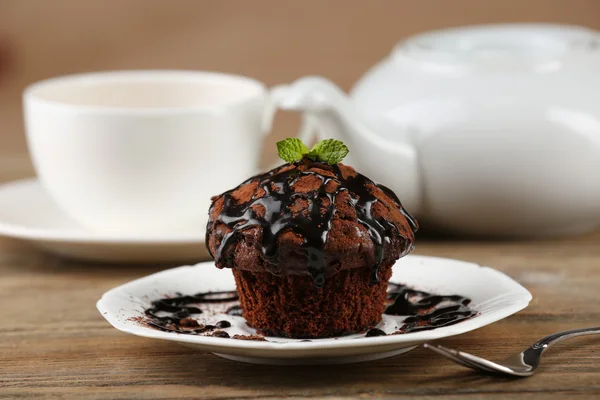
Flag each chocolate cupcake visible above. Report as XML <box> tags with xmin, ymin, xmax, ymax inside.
<box><xmin>206</xmin><ymin>139</ymin><xmax>417</xmax><ymax>338</ymax></box>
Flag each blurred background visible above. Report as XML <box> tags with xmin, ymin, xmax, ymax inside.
<box><xmin>2</xmin><ymin>0</ymin><xmax>600</xmax><ymax>172</ymax></box>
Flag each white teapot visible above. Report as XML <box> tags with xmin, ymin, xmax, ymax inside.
<box><xmin>276</xmin><ymin>24</ymin><xmax>600</xmax><ymax>237</ymax></box>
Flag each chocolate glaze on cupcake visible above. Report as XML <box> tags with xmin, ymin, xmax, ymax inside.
<box><xmin>206</xmin><ymin>143</ymin><xmax>417</xmax><ymax>338</ymax></box>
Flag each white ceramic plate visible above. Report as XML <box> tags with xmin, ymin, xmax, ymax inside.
<box><xmin>0</xmin><ymin>179</ymin><xmax>208</xmax><ymax>263</ymax></box>
<box><xmin>97</xmin><ymin>255</ymin><xmax>532</xmax><ymax>365</ymax></box>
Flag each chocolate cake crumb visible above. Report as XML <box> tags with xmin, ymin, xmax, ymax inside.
<box><xmin>232</xmin><ymin>334</ymin><xmax>267</xmax><ymax>341</ymax></box>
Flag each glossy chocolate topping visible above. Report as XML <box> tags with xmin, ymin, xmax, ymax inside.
<box><xmin>206</xmin><ymin>159</ymin><xmax>418</xmax><ymax>287</ymax></box>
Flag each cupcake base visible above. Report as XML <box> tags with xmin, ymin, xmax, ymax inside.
<box><xmin>232</xmin><ymin>263</ymin><xmax>393</xmax><ymax>338</ymax></box>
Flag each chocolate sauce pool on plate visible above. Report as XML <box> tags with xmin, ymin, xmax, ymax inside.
<box><xmin>143</xmin><ymin>290</ymin><xmax>238</xmax><ymax>335</ymax></box>
<box><xmin>142</xmin><ymin>282</ymin><xmax>476</xmax><ymax>337</ymax></box>
<box><xmin>385</xmin><ymin>283</ymin><xmax>476</xmax><ymax>333</ymax></box>
<box><xmin>207</xmin><ymin>160</ymin><xmax>417</xmax><ymax>287</ymax></box>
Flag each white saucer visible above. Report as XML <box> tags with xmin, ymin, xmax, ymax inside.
<box><xmin>0</xmin><ymin>179</ymin><xmax>208</xmax><ymax>263</ymax></box>
<box><xmin>97</xmin><ymin>255</ymin><xmax>532</xmax><ymax>365</ymax></box>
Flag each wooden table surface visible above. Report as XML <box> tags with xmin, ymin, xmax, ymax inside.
<box><xmin>1</xmin><ymin>158</ymin><xmax>600</xmax><ymax>400</ymax></box>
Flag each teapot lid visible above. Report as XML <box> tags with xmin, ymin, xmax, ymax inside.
<box><xmin>392</xmin><ymin>24</ymin><xmax>600</xmax><ymax>72</ymax></box>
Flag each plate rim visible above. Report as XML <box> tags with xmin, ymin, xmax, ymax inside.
<box><xmin>0</xmin><ymin>178</ymin><xmax>205</xmax><ymax>244</ymax></box>
<box><xmin>97</xmin><ymin>255</ymin><xmax>533</xmax><ymax>352</ymax></box>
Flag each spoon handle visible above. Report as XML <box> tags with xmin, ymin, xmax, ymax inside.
<box><xmin>530</xmin><ymin>326</ymin><xmax>600</xmax><ymax>353</ymax></box>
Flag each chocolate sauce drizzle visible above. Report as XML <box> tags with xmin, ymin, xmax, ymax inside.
<box><xmin>143</xmin><ymin>290</ymin><xmax>238</xmax><ymax>335</ymax></box>
<box><xmin>206</xmin><ymin>160</ymin><xmax>418</xmax><ymax>287</ymax></box>
<box><xmin>142</xmin><ymin>282</ymin><xmax>476</xmax><ymax>338</ymax></box>
<box><xmin>385</xmin><ymin>283</ymin><xmax>476</xmax><ymax>333</ymax></box>
<box><xmin>365</xmin><ymin>328</ymin><xmax>387</xmax><ymax>337</ymax></box>
<box><xmin>225</xmin><ymin>305</ymin><xmax>243</xmax><ymax>317</ymax></box>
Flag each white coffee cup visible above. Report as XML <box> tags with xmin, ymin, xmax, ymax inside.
<box><xmin>23</xmin><ymin>70</ymin><xmax>302</xmax><ymax>235</ymax></box>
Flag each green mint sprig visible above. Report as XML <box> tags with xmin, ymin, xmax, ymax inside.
<box><xmin>276</xmin><ymin>138</ymin><xmax>349</xmax><ymax>165</ymax></box>
<box><xmin>276</xmin><ymin>138</ymin><xmax>309</xmax><ymax>164</ymax></box>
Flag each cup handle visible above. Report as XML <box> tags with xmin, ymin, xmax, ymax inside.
<box><xmin>261</xmin><ymin>84</ymin><xmax>316</xmax><ymax>170</ymax></box>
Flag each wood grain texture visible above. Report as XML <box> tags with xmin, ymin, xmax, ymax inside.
<box><xmin>1</xmin><ymin>156</ymin><xmax>600</xmax><ymax>399</ymax></box>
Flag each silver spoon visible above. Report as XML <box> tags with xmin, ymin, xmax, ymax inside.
<box><xmin>423</xmin><ymin>326</ymin><xmax>600</xmax><ymax>377</ymax></box>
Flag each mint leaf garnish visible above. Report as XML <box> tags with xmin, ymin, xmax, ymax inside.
<box><xmin>308</xmin><ymin>139</ymin><xmax>349</xmax><ymax>165</ymax></box>
<box><xmin>277</xmin><ymin>138</ymin><xmax>310</xmax><ymax>163</ymax></box>
<box><xmin>276</xmin><ymin>138</ymin><xmax>348</xmax><ymax>165</ymax></box>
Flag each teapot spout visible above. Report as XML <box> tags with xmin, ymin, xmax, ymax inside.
<box><xmin>272</xmin><ymin>76</ymin><xmax>423</xmax><ymax>215</ymax></box>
